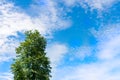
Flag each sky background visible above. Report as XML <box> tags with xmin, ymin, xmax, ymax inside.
<box><xmin>0</xmin><ymin>0</ymin><xmax>120</xmax><ymax>80</ymax></box>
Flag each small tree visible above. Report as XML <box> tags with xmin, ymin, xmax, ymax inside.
<box><xmin>11</xmin><ymin>30</ymin><xmax>51</xmax><ymax>80</ymax></box>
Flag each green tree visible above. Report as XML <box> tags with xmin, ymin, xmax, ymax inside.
<box><xmin>11</xmin><ymin>30</ymin><xmax>51</xmax><ymax>80</ymax></box>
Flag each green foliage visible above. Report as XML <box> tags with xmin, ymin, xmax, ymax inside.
<box><xmin>11</xmin><ymin>30</ymin><xmax>51</xmax><ymax>80</ymax></box>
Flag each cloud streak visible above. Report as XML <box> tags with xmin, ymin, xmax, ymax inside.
<box><xmin>54</xmin><ymin>58</ymin><xmax>120</xmax><ymax>80</ymax></box>
<box><xmin>0</xmin><ymin>72</ymin><xmax>13</xmax><ymax>80</ymax></box>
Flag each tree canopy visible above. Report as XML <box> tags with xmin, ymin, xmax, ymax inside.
<box><xmin>11</xmin><ymin>30</ymin><xmax>51</xmax><ymax>80</ymax></box>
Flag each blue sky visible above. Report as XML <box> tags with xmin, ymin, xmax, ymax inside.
<box><xmin>0</xmin><ymin>0</ymin><xmax>120</xmax><ymax>80</ymax></box>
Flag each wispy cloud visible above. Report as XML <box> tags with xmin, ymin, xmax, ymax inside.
<box><xmin>0</xmin><ymin>0</ymin><xmax>71</xmax><ymax>62</ymax></box>
<box><xmin>0</xmin><ymin>0</ymin><xmax>71</xmax><ymax>79</ymax></box>
<box><xmin>0</xmin><ymin>0</ymin><xmax>120</xmax><ymax>80</ymax></box>
<box><xmin>0</xmin><ymin>72</ymin><xmax>13</xmax><ymax>80</ymax></box>
<box><xmin>51</xmin><ymin>23</ymin><xmax>120</xmax><ymax>80</ymax></box>
<box><xmin>65</xmin><ymin>45</ymin><xmax>93</xmax><ymax>61</ymax></box>
<box><xmin>80</xmin><ymin>0</ymin><xmax>117</xmax><ymax>11</ymax></box>
<box><xmin>92</xmin><ymin>23</ymin><xmax>120</xmax><ymax>60</ymax></box>
<box><xmin>62</xmin><ymin>0</ymin><xmax>118</xmax><ymax>11</ymax></box>
<box><xmin>54</xmin><ymin>58</ymin><xmax>120</xmax><ymax>80</ymax></box>
<box><xmin>74</xmin><ymin>45</ymin><xmax>92</xmax><ymax>60</ymax></box>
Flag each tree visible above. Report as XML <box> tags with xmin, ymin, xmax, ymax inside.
<box><xmin>11</xmin><ymin>30</ymin><xmax>51</xmax><ymax>80</ymax></box>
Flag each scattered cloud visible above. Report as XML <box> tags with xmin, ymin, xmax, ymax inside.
<box><xmin>51</xmin><ymin>23</ymin><xmax>120</xmax><ymax>80</ymax></box>
<box><xmin>80</xmin><ymin>0</ymin><xmax>117</xmax><ymax>11</ymax></box>
<box><xmin>0</xmin><ymin>0</ymin><xmax>120</xmax><ymax>80</ymax></box>
<box><xmin>0</xmin><ymin>0</ymin><xmax>71</xmax><ymax>62</ymax></box>
<box><xmin>63</xmin><ymin>0</ymin><xmax>118</xmax><ymax>11</ymax></box>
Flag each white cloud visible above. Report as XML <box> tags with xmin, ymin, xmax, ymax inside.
<box><xmin>0</xmin><ymin>72</ymin><xmax>13</xmax><ymax>80</ymax></box>
<box><xmin>62</xmin><ymin>0</ymin><xmax>78</xmax><ymax>7</ymax></box>
<box><xmin>46</xmin><ymin>43</ymin><xmax>68</xmax><ymax>66</ymax></box>
<box><xmin>75</xmin><ymin>46</ymin><xmax>92</xmax><ymax>59</ymax></box>
<box><xmin>0</xmin><ymin>37</ymin><xmax>18</xmax><ymax>62</ymax></box>
<box><xmin>51</xmin><ymin>23</ymin><xmax>120</xmax><ymax>80</ymax></box>
<box><xmin>0</xmin><ymin>0</ymin><xmax>71</xmax><ymax>62</ymax></box>
<box><xmin>98</xmin><ymin>36</ymin><xmax>120</xmax><ymax>59</ymax></box>
<box><xmin>0</xmin><ymin>0</ymin><xmax>71</xmax><ymax>79</ymax></box>
<box><xmin>53</xmin><ymin>58</ymin><xmax>120</xmax><ymax>80</ymax></box>
<box><xmin>66</xmin><ymin>46</ymin><xmax>93</xmax><ymax>61</ymax></box>
<box><xmin>92</xmin><ymin>23</ymin><xmax>120</xmax><ymax>60</ymax></box>
<box><xmin>46</xmin><ymin>43</ymin><xmax>68</xmax><ymax>80</ymax></box>
<box><xmin>63</xmin><ymin>0</ymin><xmax>118</xmax><ymax>11</ymax></box>
<box><xmin>80</xmin><ymin>0</ymin><xmax>117</xmax><ymax>11</ymax></box>
<box><xmin>1</xmin><ymin>0</ymin><xmax>120</xmax><ymax>80</ymax></box>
